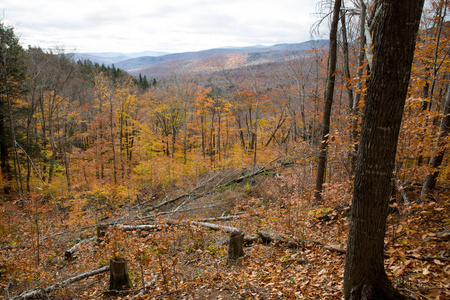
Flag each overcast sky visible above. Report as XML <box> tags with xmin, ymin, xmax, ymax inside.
<box><xmin>1</xmin><ymin>0</ymin><xmax>322</xmax><ymax>54</ymax></box>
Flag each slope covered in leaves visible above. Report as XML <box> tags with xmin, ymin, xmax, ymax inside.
<box><xmin>1</xmin><ymin>163</ymin><xmax>448</xmax><ymax>299</ymax></box>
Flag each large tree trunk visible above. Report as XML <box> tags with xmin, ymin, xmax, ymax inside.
<box><xmin>343</xmin><ymin>1</ymin><xmax>424</xmax><ymax>299</ymax></box>
<box><xmin>314</xmin><ymin>0</ymin><xmax>341</xmax><ymax>202</ymax></box>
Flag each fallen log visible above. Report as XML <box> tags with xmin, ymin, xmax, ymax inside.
<box><xmin>257</xmin><ymin>229</ymin><xmax>301</xmax><ymax>248</ymax></box>
<box><xmin>243</xmin><ymin>233</ymin><xmax>260</xmax><ymax>245</ymax></box>
<box><xmin>199</xmin><ymin>213</ymin><xmax>246</xmax><ymax>222</ymax></box>
<box><xmin>191</xmin><ymin>221</ymin><xmax>240</xmax><ymax>233</ymax></box>
<box><xmin>116</xmin><ymin>224</ymin><xmax>160</xmax><ymax>231</ymax></box>
<box><xmin>130</xmin><ymin>278</ymin><xmax>156</xmax><ymax>300</ymax></box>
<box><xmin>64</xmin><ymin>237</ymin><xmax>96</xmax><ymax>259</ymax></box>
<box><xmin>220</xmin><ymin>166</ymin><xmax>273</xmax><ymax>187</ymax></box>
<box><xmin>12</xmin><ymin>266</ymin><xmax>110</xmax><ymax>300</ymax></box>
<box><xmin>324</xmin><ymin>242</ymin><xmax>347</xmax><ymax>254</ymax></box>
<box><xmin>151</xmin><ymin>166</ymin><xmax>274</xmax><ymax>212</ymax></box>
<box><xmin>151</xmin><ymin>172</ymin><xmax>223</xmax><ymax>210</ymax></box>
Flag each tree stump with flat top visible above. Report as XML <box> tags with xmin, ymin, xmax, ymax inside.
<box><xmin>109</xmin><ymin>257</ymin><xmax>131</xmax><ymax>290</ymax></box>
<box><xmin>228</xmin><ymin>231</ymin><xmax>245</xmax><ymax>261</ymax></box>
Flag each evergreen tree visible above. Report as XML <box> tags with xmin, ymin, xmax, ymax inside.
<box><xmin>142</xmin><ymin>75</ymin><xmax>150</xmax><ymax>90</ymax></box>
<box><xmin>0</xmin><ymin>22</ymin><xmax>27</xmax><ymax>193</ymax></box>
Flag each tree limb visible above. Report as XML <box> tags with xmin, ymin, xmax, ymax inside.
<box><xmin>12</xmin><ymin>266</ymin><xmax>110</xmax><ymax>300</ymax></box>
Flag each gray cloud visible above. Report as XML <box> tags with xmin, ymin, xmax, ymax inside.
<box><xmin>1</xmin><ymin>0</ymin><xmax>319</xmax><ymax>53</ymax></box>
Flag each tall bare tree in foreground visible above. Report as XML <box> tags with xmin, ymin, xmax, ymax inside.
<box><xmin>314</xmin><ymin>0</ymin><xmax>341</xmax><ymax>202</ymax></box>
<box><xmin>343</xmin><ymin>1</ymin><xmax>424</xmax><ymax>299</ymax></box>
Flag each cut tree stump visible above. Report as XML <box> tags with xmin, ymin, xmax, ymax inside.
<box><xmin>97</xmin><ymin>224</ymin><xmax>109</xmax><ymax>245</ymax></box>
<box><xmin>228</xmin><ymin>231</ymin><xmax>245</xmax><ymax>261</ymax></box>
<box><xmin>109</xmin><ymin>257</ymin><xmax>132</xmax><ymax>291</ymax></box>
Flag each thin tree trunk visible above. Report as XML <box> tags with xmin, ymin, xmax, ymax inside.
<box><xmin>265</xmin><ymin>116</ymin><xmax>286</xmax><ymax>147</ymax></box>
<box><xmin>119</xmin><ymin>110</ymin><xmax>124</xmax><ymax>178</ymax></box>
<box><xmin>0</xmin><ymin>99</ymin><xmax>12</xmax><ymax>193</ymax></box>
<box><xmin>171</xmin><ymin>123</ymin><xmax>176</xmax><ymax>159</ymax></box>
<box><xmin>253</xmin><ymin>101</ymin><xmax>259</xmax><ymax>166</ymax></box>
<box><xmin>344</xmin><ymin>1</ymin><xmax>424</xmax><ymax>299</ymax></box>
<box><xmin>218</xmin><ymin>110</ymin><xmax>221</xmax><ymax>165</ymax></box>
<box><xmin>340</xmin><ymin>7</ymin><xmax>354</xmax><ymax>114</ymax></box>
<box><xmin>201</xmin><ymin>114</ymin><xmax>206</xmax><ymax>157</ymax></box>
<box><xmin>183</xmin><ymin>112</ymin><xmax>188</xmax><ymax>164</ymax></box>
<box><xmin>47</xmin><ymin>92</ymin><xmax>57</xmax><ymax>185</ymax></box>
<box><xmin>420</xmin><ymin>84</ymin><xmax>450</xmax><ymax>198</ymax></box>
<box><xmin>109</xmin><ymin>96</ymin><xmax>117</xmax><ymax>184</ymax></box>
<box><xmin>427</xmin><ymin>0</ymin><xmax>447</xmax><ymax>112</ymax></box>
<box><xmin>64</xmin><ymin>146</ymin><xmax>71</xmax><ymax>191</ymax></box>
<box><xmin>314</xmin><ymin>0</ymin><xmax>341</xmax><ymax>202</ymax></box>
<box><xmin>7</xmin><ymin>93</ymin><xmax>23</xmax><ymax>195</ymax></box>
<box><xmin>351</xmin><ymin>0</ymin><xmax>367</xmax><ymax>174</ymax></box>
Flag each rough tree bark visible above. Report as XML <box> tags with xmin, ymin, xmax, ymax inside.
<box><xmin>228</xmin><ymin>231</ymin><xmax>245</xmax><ymax>261</ymax></box>
<box><xmin>314</xmin><ymin>0</ymin><xmax>341</xmax><ymax>202</ymax></box>
<box><xmin>343</xmin><ymin>1</ymin><xmax>424</xmax><ymax>299</ymax></box>
<box><xmin>109</xmin><ymin>257</ymin><xmax>132</xmax><ymax>291</ymax></box>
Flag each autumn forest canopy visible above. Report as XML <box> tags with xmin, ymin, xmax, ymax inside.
<box><xmin>0</xmin><ymin>0</ymin><xmax>449</xmax><ymax>299</ymax></box>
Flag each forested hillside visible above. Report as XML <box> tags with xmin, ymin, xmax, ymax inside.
<box><xmin>0</xmin><ymin>0</ymin><xmax>449</xmax><ymax>299</ymax></box>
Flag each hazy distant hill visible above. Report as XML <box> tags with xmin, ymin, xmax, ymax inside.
<box><xmin>72</xmin><ymin>40</ymin><xmax>328</xmax><ymax>78</ymax></box>
<box><xmin>72</xmin><ymin>50</ymin><xmax>169</xmax><ymax>66</ymax></box>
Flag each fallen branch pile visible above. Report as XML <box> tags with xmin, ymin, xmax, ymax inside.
<box><xmin>150</xmin><ymin>166</ymin><xmax>274</xmax><ymax>212</ymax></box>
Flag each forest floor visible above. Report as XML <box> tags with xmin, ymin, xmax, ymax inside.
<box><xmin>1</xmin><ymin>164</ymin><xmax>449</xmax><ymax>299</ymax></box>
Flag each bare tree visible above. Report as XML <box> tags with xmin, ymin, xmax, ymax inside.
<box><xmin>314</xmin><ymin>0</ymin><xmax>342</xmax><ymax>202</ymax></box>
<box><xmin>420</xmin><ymin>84</ymin><xmax>450</xmax><ymax>198</ymax></box>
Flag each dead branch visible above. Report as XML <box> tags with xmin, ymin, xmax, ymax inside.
<box><xmin>424</xmin><ymin>228</ymin><xmax>450</xmax><ymax>242</ymax></box>
<box><xmin>151</xmin><ymin>166</ymin><xmax>274</xmax><ymax>213</ymax></box>
<box><xmin>257</xmin><ymin>230</ymin><xmax>301</xmax><ymax>248</ymax></box>
<box><xmin>243</xmin><ymin>233</ymin><xmax>260</xmax><ymax>244</ymax></box>
<box><xmin>324</xmin><ymin>243</ymin><xmax>347</xmax><ymax>254</ymax></box>
<box><xmin>151</xmin><ymin>171</ymin><xmax>223</xmax><ymax>210</ymax></box>
<box><xmin>130</xmin><ymin>278</ymin><xmax>156</xmax><ymax>300</ymax></box>
<box><xmin>199</xmin><ymin>213</ymin><xmax>246</xmax><ymax>222</ymax></box>
<box><xmin>401</xmin><ymin>251</ymin><xmax>450</xmax><ymax>263</ymax></box>
<box><xmin>116</xmin><ymin>224</ymin><xmax>160</xmax><ymax>231</ymax></box>
<box><xmin>229</xmin><ymin>166</ymin><xmax>272</xmax><ymax>185</ymax></box>
<box><xmin>12</xmin><ymin>266</ymin><xmax>109</xmax><ymax>300</ymax></box>
<box><xmin>394</xmin><ymin>178</ymin><xmax>410</xmax><ymax>207</ymax></box>
<box><xmin>64</xmin><ymin>237</ymin><xmax>95</xmax><ymax>259</ymax></box>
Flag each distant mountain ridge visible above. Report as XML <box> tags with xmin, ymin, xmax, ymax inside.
<box><xmin>72</xmin><ymin>50</ymin><xmax>170</xmax><ymax>65</ymax></box>
<box><xmin>72</xmin><ymin>40</ymin><xmax>328</xmax><ymax>78</ymax></box>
